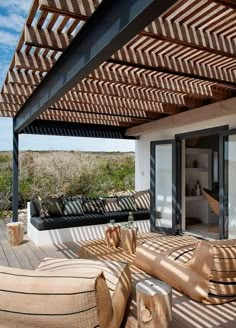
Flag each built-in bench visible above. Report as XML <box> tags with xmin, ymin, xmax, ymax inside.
<box><xmin>27</xmin><ymin>191</ymin><xmax>150</xmax><ymax>246</ymax></box>
<box><xmin>31</xmin><ymin>210</ymin><xmax>150</xmax><ymax>231</ymax></box>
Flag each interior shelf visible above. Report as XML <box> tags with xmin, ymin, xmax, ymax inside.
<box><xmin>185</xmin><ymin>147</ymin><xmax>212</xmax><ymax>225</ymax></box>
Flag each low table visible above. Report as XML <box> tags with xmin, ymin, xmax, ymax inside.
<box><xmin>120</xmin><ymin>225</ymin><xmax>138</xmax><ymax>254</ymax></box>
<box><xmin>105</xmin><ymin>224</ymin><xmax>121</xmax><ymax>247</ymax></box>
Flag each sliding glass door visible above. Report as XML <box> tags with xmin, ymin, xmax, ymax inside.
<box><xmin>150</xmin><ymin>140</ymin><xmax>177</xmax><ymax>233</ymax></box>
<box><xmin>220</xmin><ymin>130</ymin><xmax>236</xmax><ymax>239</ymax></box>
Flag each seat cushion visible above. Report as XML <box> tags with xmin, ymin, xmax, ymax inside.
<box><xmin>138</xmin><ymin>234</ymin><xmax>197</xmax><ymax>264</ymax></box>
<box><xmin>31</xmin><ymin>210</ymin><xmax>150</xmax><ymax>231</ymax></box>
<box><xmin>82</xmin><ymin>198</ymin><xmax>105</xmax><ymax>214</ymax></box>
<box><xmin>64</xmin><ymin>198</ymin><xmax>84</xmax><ymax>216</ymax></box>
<box><xmin>134</xmin><ymin>190</ymin><xmax>150</xmax><ymax>210</ymax></box>
<box><xmin>31</xmin><ymin>213</ymin><xmax>107</xmax><ymax>231</ymax></box>
<box><xmin>117</xmin><ymin>195</ymin><xmax>137</xmax><ymax>211</ymax></box>
<box><xmin>136</xmin><ymin>236</ymin><xmax>236</xmax><ymax>304</ymax></box>
<box><xmin>37</xmin><ymin>258</ymin><xmax>132</xmax><ymax>328</ymax></box>
<box><xmin>208</xmin><ymin>240</ymin><xmax>236</xmax><ymax>303</ymax></box>
<box><xmin>0</xmin><ymin>265</ymin><xmax>112</xmax><ymax>328</ymax></box>
<box><xmin>105</xmin><ymin>197</ymin><xmax>120</xmax><ymax>212</ymax></box>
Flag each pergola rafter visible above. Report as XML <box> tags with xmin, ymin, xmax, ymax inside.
<box><xmin>0</xmin><ymin>0</ymin><xmax>235</xmax><ymax>223</ymax></box>
<box><xmin>1</xmin><ymin>0</ymin><xmax>235</xmax><ymax>129</ymax></box>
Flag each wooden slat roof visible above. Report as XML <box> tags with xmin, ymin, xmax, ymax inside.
<box><xmin>0</xmin><ymin>0</ymin><xmax>235</xmax><ymax>129</ymax></box>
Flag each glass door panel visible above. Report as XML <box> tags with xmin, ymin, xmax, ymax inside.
<box><xmin>224</xmin><ymin>134</ymin><xmax>236</xmax><ymax>238</ymax></box>
<box><xmin>150</xmin><ymin>140</ymin><xmax>176</xmax><ymax>234</ymax></box>
<box><xmin>220</xmin><ymin>130</ymin><xmax>236</xmax><ymax>239</ymax></box>
<box><xmin>155</xmin><ymin>144</ymin><xmax>173</xmax><ymax>229</ymax></box>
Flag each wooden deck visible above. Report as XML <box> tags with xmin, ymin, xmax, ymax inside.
<box><xmin>0</xmin><ymin>217</ymin><xmax>236</xmax><ymax>328</ymax></box>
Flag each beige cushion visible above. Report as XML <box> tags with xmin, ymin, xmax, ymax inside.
<box><xmin>105</xmin><ymin>197</ymin><xmax>120</xmax><ymax>212</ymax></box>
<box><xmin>135</xmin><ymin>237</ymin><xmax>236</xmax><ymax>304</ymax></box>
<box><xmin>37</xmin><ymin>258</ymin><xmax>132</xmax><ymax>328</ymax></box>
<box><xmin>208</xmin><ymin>239</ymin><xmax>236</xmax><ymax>303</ymax></box>
<box><xmin>0</xmin><ymin>265</ymin><xmax>112</xmax><ymax>328</ymax></box>
<box><xmin>134</xmin><ymin>190</ymin><xmax>150</xmax><ymax>210</ymax></box>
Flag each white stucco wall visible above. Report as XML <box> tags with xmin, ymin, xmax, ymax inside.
<box><xmin>135</xmin><ymin>113</ymin><xmax>236</xmax><ymax>191</ymax></box>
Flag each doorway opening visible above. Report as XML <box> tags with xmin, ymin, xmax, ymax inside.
<box><xmin>182</xmin><ymin>134</ymin><xmax>220</xmax><ymax>239</ymax></box>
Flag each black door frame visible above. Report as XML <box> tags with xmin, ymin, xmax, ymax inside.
<box><xmin>219</xmin><ymin>128</ymin><xmax>236</xmax><ymax>239</ymax></box>
<box><xmin>175</xmin><ymin>125</ymin><xmax>228</xmax><ymax>238</ymax></box>
<box><xmin>150</xmin><ymin>139</ymin><xmax>177</xmax><ymax>234</ymax></box>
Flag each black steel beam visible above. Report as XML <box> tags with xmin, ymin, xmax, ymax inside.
<box><xmin>21</xmin><ymin>120</ymin><xmax>137</xmax><ymax>139</ymax></box>
<box><xmin>12</xmin><ymin>123</ymin><xmax>19</xmax><ymax>222</ymax></box>
<box><xmin>14</xmin><ymin>0</ymin><xmax>177</xmax><ymax>133</ymax></box>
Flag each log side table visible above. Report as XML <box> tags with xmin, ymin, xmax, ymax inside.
<box><xmin>136</xmin><ymin>278</ymin><xmax>172</xmax><ymax>328</ymax></box>
<box><xmin>105</xmin><ymin>224</ymin><xmax>120</xmax><ymax>248</ymax></box>
<box><xmin>120</xmin><ymin>225</ymin><xmax>138</xmax><ymax>254</ymax></box>
<box><xmin>7</xmin><ymin>222</ymin><xmax>24</xmax><ymax>246</ymax></box>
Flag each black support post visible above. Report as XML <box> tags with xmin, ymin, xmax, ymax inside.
<box><xmin>12</xmin><ymin>120</ymin><xmax>19</xmax><ymax>222</ymax></box>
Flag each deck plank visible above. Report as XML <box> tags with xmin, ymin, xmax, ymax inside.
<box><xmin>0</xmin><ymin>218</ymin><xmax>235</xmax><ymax>327</ymax></box>
<box><xmin>0</xmin><ymin>241</ymin><xmax>9</xmax><ymax>267</ymax></box>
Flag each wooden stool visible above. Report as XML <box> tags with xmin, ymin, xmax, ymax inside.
<box><xmin>136</xmin><ymin>278</ymin><xmax>172</xmax><ymax>328</ymax></box>
<box><xmin>105</xmin><ymin>224</ymin><xmax>120</xmax><ymax>247</ymax></box>
<box><xmin>7</xmin><ymin>222</ymin><xmax>24</xmax><ymax>246</ymax></box>
<box><xmin>120</xmin><ymin>226</ymin><xmax>138</xmax><ymax>254</ymax></box>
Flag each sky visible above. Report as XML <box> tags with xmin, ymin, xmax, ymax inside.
<box><xmin>0</xmin><ymin>0</ymin><xmax>135</xmax><ymax>152</ymax></box>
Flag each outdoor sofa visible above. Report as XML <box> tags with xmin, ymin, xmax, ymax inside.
<box><xmin>0</xmin><ymin>258</ymin><xmax>132</xmax><ymax>328</ymax></box>
<box><xmin>28</xmin><ymin>190</ymin><xmax>150</xmax><ymax>245</ymax></box>
<box><xmin>135</xmin><ymin>235</ymin><xmax>236</xmax><ymax>304</ymax></box>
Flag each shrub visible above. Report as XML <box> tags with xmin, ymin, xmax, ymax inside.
<box><xmin>0</xmin><ymin>153</ymin><xmax>11</xmax><ymax>164</ymax></box>
<box><xmin>0</xmin><ymin>168</ymin><xmax>12</xmax><ymax>217</ymax></box>
<box><xmin>0</xmin><ymin>151</ymin><xmax>135</xmax><ymax>210</ymax></box>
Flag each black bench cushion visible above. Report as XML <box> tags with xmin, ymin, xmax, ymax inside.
<box><xmin>31</xmin><ymin>210</ymin><xmax>150</xmax><ymax>231</ymax></box>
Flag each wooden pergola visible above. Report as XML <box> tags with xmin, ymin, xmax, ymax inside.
<box><xmin>0</xmin><ymin>0</ymin><xmax>235</xmax><ymax>221</ymax></box>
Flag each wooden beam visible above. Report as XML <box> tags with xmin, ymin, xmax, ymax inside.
<box><xmin>0</xmin><ymin>101</ymin><xmax>18</xmax><ymax>117</ymax></box>
<box><xmin>111</xmin><ymin>31</ymin><xmax>236</xmax><ymax>85</ymax></box>
<box><xmin>0</xmin><ymin>102</ymin><xmax>20</xmax><ymax>112</ymax></box>
<box><xmin>45</xmin><ymin>108</ymin><xmax>151</xmax><ymax>124</ymax></box>
<box><xmin>141</xmin><ymin>31</ymin><xmax>235</xmax><ymax>60</ymax></box>
<box><xmin>76</xmin><ymin>78</ymin><xmax>187</xmax><ymax>106</ymax></box>
<box><xmin>25</xmin><ymin>26</ymin><xmax>72</xmax><ymax>51</ymax></box>
<box><xmin>62</xmin><ymin>90</ymin><xmax>184</xmax><ymax>115</ymax></box>
<box><xmin>15</xmin><ymin>52</ymin><xmax>54</xmax><ymax>72</ymax></box>
<box><xmin>0</xmin><ymin>110</ymin><xmax>16</xmax><ymax>117</ymax></box>
<box><xmin>52</xmin><ymin>101</ymin><xmax>150</xmax><ymax>119</ymax></box>
<box><xmin>0</xmin><ymin>94</ymin><xmax>27</xmax><ymax>105</ymax></box>
<box><xmin>145</xmin><ymin>111</ymin><xmax>165</xmax><ymax>120</ymax></box>
<box><xmin>3</xmin><ymin>83</ymin><xmax>34</xmax><ymax>97</ymax></box>
<box><xmin>101</xmin><ymin>61</ymin><xmax>218</xmax><ymax>100</ymax></box>
<box><xmin>39</xmin><ymin>112</ymin><xmax>133</xmax><ymax>126</ymax></box>
<box><xmin>213</xmin><ymin>0</ymin><xmax>236</xmax><ymax>9</ymax></box>
<box><xmin>50</xmin><ymin>106</ymin><xmax>153</xmax><ymax>121</ymax></box>
<box><xmin>7</xmin><ymin>71</ymin><xmax>43</xmax><ymax>86</ymax></box>
<box><xmin>4</xmin><ymin>72</ymin><xmax>227</xmax><ymax>108</ymax></box>
<box><xmin>39</xmin><ymin>0</ymin><xmax>90</xmax><ymax>20</ymax></box>
<box><xmin>126</xmin><ymin>97</ymin><xmax>236</xmax><ymax>136</ymax></box>
<box><xmin>183</xmin><ymin>95</ymin><xmax>210</xmax><ymax>109</ymax></box>
<box><xmin>108</xmin><ymin>59</ymin><xmax>236</xmax><ymax>97</ymax></box>
<box><xmin>144</xmin><ymin>18</ymin><xmax>236</xmax><ymax>59</ymax></box>
<box><xmin>211</xmin><ymin>85</ymin><xmax>236</xmax><ymax>100</ymax></box>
